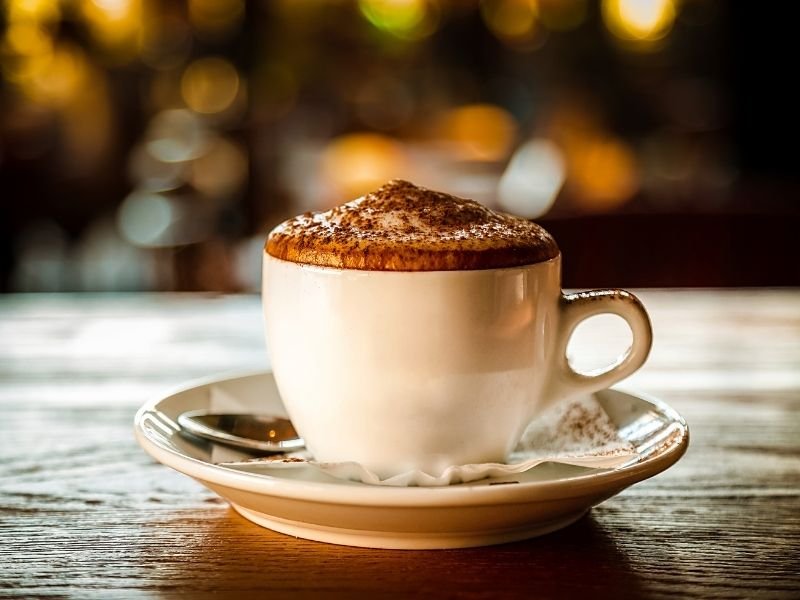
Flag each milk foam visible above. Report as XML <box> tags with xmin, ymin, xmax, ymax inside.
<box><xmin>266</xmin><ymin>180</ymin><xmax>559</xmax><ymax>271</ymax></box>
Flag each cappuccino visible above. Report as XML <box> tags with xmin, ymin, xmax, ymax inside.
<box><xmin>266</xmin><ymin>180</ymin><xmax>559</xmax><ymax>271</ymax></box>
<box><xmin>263</xmin><ymin>180</ymin><xmax>652</xmax><ymax>478</ymax></box>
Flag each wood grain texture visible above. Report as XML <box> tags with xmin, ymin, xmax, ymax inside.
<box><xmin>1</xmin><ymin>291</ymin><xmax>798</xmax><ymax>599</ymax></box>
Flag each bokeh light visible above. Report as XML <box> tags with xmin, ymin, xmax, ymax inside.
<box><xmin>0</xmin><ymin>0</ymin><xmax>765</xmax><ymax>293</ymax></box>
<box><xmin>322</xmin><ymin>133</ymin><xmax>407</xmax><ymax>201</ymax></box>
<box><xmin>117</xmin><ymin>191</ymin><xmax>175</xmax><ymax>247</ymax></box>
<box><xmin>145</xmin><ymin>109</ymin><xmax>208</xmax><ymax>163</ymax></box>
<box><xmin>9</xmin><ymin>43</ymin><xmax>93</xmax><ymax>110</ymax></box>
<box><xmin>359</xmin><ymin>0</ymin><xmax>438</xmax><ymax>40</ymax></box>
<box><xmin>438</xmin><ymin>104</ymin><xmax>517</xmax><ymax>162</ymax></box>
<box><xmin>181</xmin><ymin>57</ymin><xmax>240</xmax><ymax>114</ymax></box>
<box><xmin>480</xmin><ymin>0</ymin><xmax>539</xmax><ymax>46</ymax></box>
<box><xmin>128</xmin><ymin>143</ymin><xmax>185</xmax><ymax>192</ymax></box>
<box><xmin>602</xmin><ymin>0</ymin><xmax>676</xmax><ymax>42</ymax></box>
<box><xmin>568</xmin><ymin>137</ymin><xmax>639</xmax><ymax>211</ymax></box>
<box><xmin>117</xmin><ymin>190</ymin><xmax>211</xmax><ymax>248</ymax></box>
<box><xmin>7</xmin><ymin>0</ymin><xmax>60</xmax><ymax>23</ymax></box>
<box><xmin>80</xmin><ymin>0</ymin><xmax>141</xmax><ymax>62</ymax></box>
<box><xmin>498</xmin><ymin>138</ymin><xmax>565</xmax><ymax>218</ymax></box>
<box><xmin>5</xmin><ymin>22</ymin><xmax>53</xmax><ymax>56</ymax></box>
<box><xmin>190</xmin><ymin>137</ymin><xmax>248</xmax><ymax>200</ymax></box>
<box><xmin>544</xmin><ymin>103</ymin><xmax>640</xmax><ymax>211</ymax></box>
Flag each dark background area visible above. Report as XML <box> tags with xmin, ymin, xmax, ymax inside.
<box><xmin>1</xmin><ymin>0</ymin><xmax>797</xmax><ymax>292</ymax></box>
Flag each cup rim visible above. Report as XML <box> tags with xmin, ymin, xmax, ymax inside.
<box><xmin>263</xmin><ymin>252</ymin><xmax>561</xmax><ymax>275</ymax></box>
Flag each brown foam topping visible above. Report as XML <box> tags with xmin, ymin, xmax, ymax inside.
<box><xmin>265</xmin><ymin>180</ymin><xmax>559</xmax><ymax>271</ymax></box>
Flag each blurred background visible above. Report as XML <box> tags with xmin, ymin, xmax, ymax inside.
<box><xmin>1</xmin><ymin>0</ymin><xmax>797</xmax><ymax>293</ymax></box>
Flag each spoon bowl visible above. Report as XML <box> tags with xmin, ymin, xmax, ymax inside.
<box><xmin>177</xmin><ymin>410</ymin><xmax>305</xmax><ymax>453</ymax></box>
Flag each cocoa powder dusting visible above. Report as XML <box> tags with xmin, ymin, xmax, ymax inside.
<box><xmin>265</xmin><ymin>180</ymin><xmax>559</xmax><ymax>271</ymax></box>
<box><xmin>512</xmin><ymin>396</ymin><xmax>635</xmax><ymax>460</ymax></box>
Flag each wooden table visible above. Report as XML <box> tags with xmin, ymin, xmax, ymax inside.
<box><xmin>1</xmin><ymin>291</ymin><xmax>798</xmax><ymax>598</ymax></box>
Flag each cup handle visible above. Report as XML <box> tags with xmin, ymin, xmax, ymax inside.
<box><xmin>546</xmin><ymin>290</ymin><xmax>653</xmax><ymax>403</ymax></box>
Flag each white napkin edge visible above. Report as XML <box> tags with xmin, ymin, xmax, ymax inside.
<box><xmin>218</xmin><ymin>451</ymin><xmax>638</xmax><ymax>487</ymax></box>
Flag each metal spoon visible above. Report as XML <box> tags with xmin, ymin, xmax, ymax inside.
<box><xmin>177</xmin><ymin>410</ymin><xmax>305</xmax><ymax>453</ymax></box>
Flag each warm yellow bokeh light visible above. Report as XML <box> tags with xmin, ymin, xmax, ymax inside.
<box><xmin>5</xmin><ymin>22</ymin><xmax>52</xmax><ymax>56</ymax></box>
<box><xmin>359</xmin><ymin>0</ymin><xmax>437</xmax><ymax>40</ymax></box>
<box><xmin>4</xmin><ymin>37</ymin><xmax>114</xmax><ymax>171</ymax></box>
<box><xmin>33</xmin><ymin>48</ymin><xmax>87</xmax><ymax>103</ymax></box>
<box><xmin>7</xmin><ymin>0</ymin><xmax>60</xmax><ymax>23</ymax></box>
<box><xmin>569</xmin><ymin>137</ymin><xmax>639</xmax><ymax>211</ymax></box>
<box><xmin>81</xmin><ymin>0</ymin><xmax>141</xmax><ymax>59</ymax></box>
<box><xmin>91</xmin><ymin>0</ymin><xmax>134</xmax><ymax>19</ymax></box>
<box><xmin>480</xmin><ymin>0</ymin><xmax>538</xmax><ymax>42</ymax></box>
<box><xmin>181</xmin><ymin>57</ymin><xmax>240</xmax><ymax>114</ymax></box>
<box><xmin>544</xmin><ymin>102</ymin><xmax>639</xmax><ymax>211</ymax></box>
<box><xmin>439</xmin><ymin>104</ymin><xmax>517</xmax><ymax>162</ymax></box>
<box><xmin>322</xmin><ymin>133</ymin><xmax>407</xmax><ymax>201</ymax></box>
<box><xmin>602</xmin><ymin>0</ymin><xmax>676</xmax><ymax>42</ymax></box>
<box><xmin>13</xmin><ymin>44</ymin><xmax>89</xmax><ymax>106</ymax></box>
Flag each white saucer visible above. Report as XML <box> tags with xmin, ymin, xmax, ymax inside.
<box><xmin>134</xmin><ymin>371</ymin><xmax>689</xmax><ymax>549</ymax></box>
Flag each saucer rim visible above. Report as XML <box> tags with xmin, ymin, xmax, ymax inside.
<box><xmin>134</xmin><ymin>370</ymin><xmax>689</xmax><ymax>508</ymax></box>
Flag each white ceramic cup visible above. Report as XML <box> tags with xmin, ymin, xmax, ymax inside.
<box><xmin>263</xmin><ymin>253</ymin><xmax>652</xmax><ymax>478</ymax></box>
